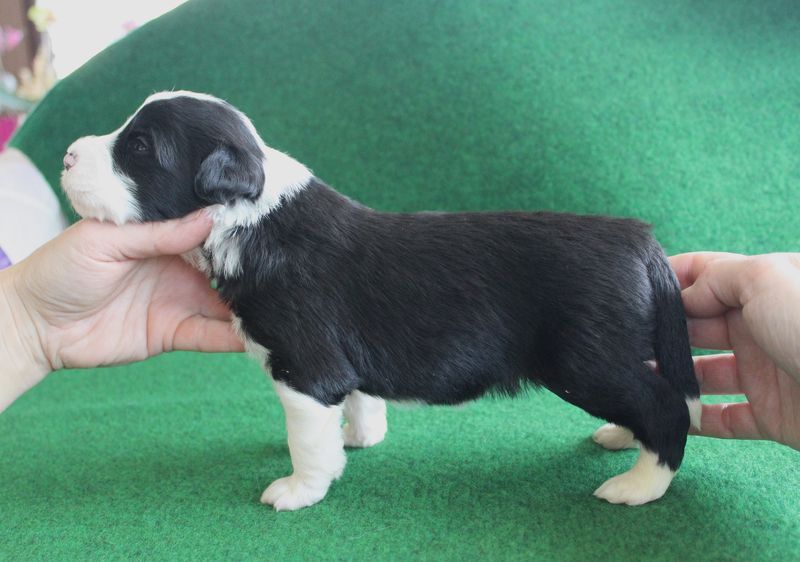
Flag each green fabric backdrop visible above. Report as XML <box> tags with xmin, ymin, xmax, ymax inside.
<box><xmin>4</xmin><ymin>0</ymin><xmax>799</xmax><ymax>559</ymax></box>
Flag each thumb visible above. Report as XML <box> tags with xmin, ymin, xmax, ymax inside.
<box><xmin>101</xmin><ymin>209</ymin><xmax>215</xmax><ymax>261</ymax></box>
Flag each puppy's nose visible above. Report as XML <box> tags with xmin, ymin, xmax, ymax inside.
<box><xmin>63</xmin><ymin>151</ymin><xmax>77</xmax><ymax>171</ymax></box>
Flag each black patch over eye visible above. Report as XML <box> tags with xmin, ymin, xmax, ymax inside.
<box><xmin>129</xmin><ymin>134</ymin><xmax>150</xmax><ymax>154</ymax></box>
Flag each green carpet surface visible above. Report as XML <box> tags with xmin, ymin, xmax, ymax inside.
<box><xmin>4</xmin><ymin>0</ymin><xmax>800</xmax><ymax>560</ymax></box>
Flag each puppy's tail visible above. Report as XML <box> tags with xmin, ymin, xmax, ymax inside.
<box><xmin>646</xmin><ymin>244</ymin><xmax>702</xmax><ymax>430</ymax></box>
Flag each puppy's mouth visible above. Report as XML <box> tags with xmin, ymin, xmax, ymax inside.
<box><xmin>61</xmin><ymin>177</ymin><xmax>94</xmax><ymax>195</ymax></box>
<box><xmin>67</xmin><ymin>189</ymin><xmax>95</xmax><ymax>196</ymax></box>
<box><xmin>61</xmin><ymin>165</ymin><xmax>101</xmax><ymax>194</ymax></box>
<box><xmin>63</xmin><ymin>187</ymin><xmax>93</xmax><ymax>206</ymax></box>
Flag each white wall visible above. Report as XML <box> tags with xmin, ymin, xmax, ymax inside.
<box><xmin>42</xmin><ymin>0</ymin><xmax>188</xmax><ymax>78</ymax></box>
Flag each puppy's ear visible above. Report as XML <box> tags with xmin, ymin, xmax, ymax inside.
<box><xmin>194</xmin><ymin>144</ymin><xmax>264</xmax><ymax>205</ymax></box>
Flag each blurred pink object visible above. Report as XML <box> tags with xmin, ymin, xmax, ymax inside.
<box><xmin>122</xmin><ymin>20</ymin><xmax>138</xmax><ymax>33</ymax></box>
<box><xmin>0</xmin><ymin>247</ymin><xmax>10</xmax><ymax>270</ymax></box>
<box><xmin>0</xmin><ymin>115</ymin><xmax>19</xmax><ymax>152</ymax></box>
<box><xmin>0</xmin><ymin>26</ymin><xmax>23</xmax><ymax>53</ymax></box>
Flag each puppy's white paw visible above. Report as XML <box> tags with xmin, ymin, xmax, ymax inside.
<box><xmin>342</xmin><ymin>391</ymin><xmax>387</xmax><ymax>448</ymax></box>
<box><xmin>260</xmin><ymin>475</ymin><xmax>329</xmax><ymax>511</ymax></box>
<box><xmin>342</xmin><ymin>418</ymin><xmax>387</xmax><ymax>448</ymax></box>
<box><xmin>593</xmin><ymin>471</ymin><xmax>670</xmax><ymax>506</ymax></box>
<box><xmin>593</xmin><ymin>450</ymin><xmax>674</xmax><ymax>506</ymax></box>
<box><xmin>592</xmin><ymin>423</ymin><xmax>638</xmax><ymax>450</ymax></box>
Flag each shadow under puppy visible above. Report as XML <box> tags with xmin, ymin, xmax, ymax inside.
<box><xmin>61</xmin><ymin>91</ymin><xmax>701</xmax><ymax>510</ymax></box>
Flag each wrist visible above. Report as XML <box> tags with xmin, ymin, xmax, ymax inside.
<box><xmin>0</xmin><ymin>265</ymin><xmax>51</xmax><ymax>412</ymax></box>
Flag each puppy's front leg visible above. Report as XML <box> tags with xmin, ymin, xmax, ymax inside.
<box><xmin>261</xmin><ymin>381</ymin><xmax>346</xmax><ymax>511</ymax></box>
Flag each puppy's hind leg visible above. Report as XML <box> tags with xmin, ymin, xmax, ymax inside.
<box><xmin>551</xmin><ymin>362</ymin><xmax>690</xmax><ymax>506</ymax></box>
<box><xmin>590</xmin><ymin>365</ymin><xmax>690</xmax><ymax>506</ymax></box>
<box><xmin>261</xmin><ymin>380</ymin><xmax>346</xmax><ymax>511</ymax></box>
<box><xmin>343</xmin><ymin>390</ymin><xmax>387</xmax><ymax>448</ymax></box>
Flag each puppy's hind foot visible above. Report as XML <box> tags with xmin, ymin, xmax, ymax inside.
<box><xmin>342</xmin><ymin>417</ymin><xmax>387</xmax><ymax>448</ymax></box>
<box><xmin>342</xmin><ymin>391</ymin><xmax>387</xmax><ymax>448</ymax></box>
<box><xmin>593</xmin><ymin>449</ymin><xmax>674</xmax><ymax>506</ymax></box>
<box><xmin>592</xmin><ymin>423</ymin><xmax>638</xmax><ymax>450</ymax></box>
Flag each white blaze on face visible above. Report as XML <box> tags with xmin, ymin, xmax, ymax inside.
<box><xmin>60</xmin><ymin>131</ymin><xmax>140</xmax><ymax>224</ymax></box>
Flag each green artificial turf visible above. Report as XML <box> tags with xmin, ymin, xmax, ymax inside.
<box><xmin>4</xmin><ymin>0</ymin><xmax>800</xmax><ymax>559</ymax></box>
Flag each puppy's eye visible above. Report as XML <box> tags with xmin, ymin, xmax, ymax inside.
<box><xmin>129</xmin><ymin>135</ymin><xmax>150</xmax><ymax>154</ymax></box>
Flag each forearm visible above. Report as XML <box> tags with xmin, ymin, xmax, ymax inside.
<box><xmin>0</xmin><ymin>266</ymin><xmax>51</xmax><ymax>413</ymax></box>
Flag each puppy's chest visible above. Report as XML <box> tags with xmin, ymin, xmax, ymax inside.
<box><xmin>181</xmin><ymin>247</ymin><xmax>212</xmax><ymax>276</ymax></box>
<box><xmin>190</xmin><ymin>227</ymin><xmax>283</xmax><ymax>370</ymax></box>
<box><xmin>232</xmin><ymin>315</ymin><xmax>271</xmax><ymax>369</ymax></box>
<box><xmin>182</xmin><ymin>224</ymin><xmax>247</xmax><ymax>283</ymax></box>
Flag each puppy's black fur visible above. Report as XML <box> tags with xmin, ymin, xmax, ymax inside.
<box><xmin>112</xmin><ymin>97</ymin><xmax>265</xmax><ymax>218</ymax></box>
<box><xmin>111</xmin><ymin>96</ymin><xmax>699</xmax><ymax>471</ymax></box>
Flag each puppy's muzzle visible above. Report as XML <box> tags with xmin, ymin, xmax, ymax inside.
<box><xmin>63</xmin><ymin>152</ymin><xmax>77</xmax><ymax>171</ymax></box>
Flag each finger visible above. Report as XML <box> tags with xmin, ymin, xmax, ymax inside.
<box><xmin>680</xmin><ymin>255</ymin><xmax>752</xmax><ymax>318</ymax></box>
<box><xmin>168</xmin><ymin>261</ymin><xmax>233</xmax><ymax>321</ymax></box>
<box><xmin>195</xmin><ymin>289</ymin><xmax>234</xmax><ymax>321</ymax></box>
<box><xmin>669</xmin><ymin>252</ymin><xmax>740</xmax><ymax>290</ymax></box>
<box><xmin>692</xmin><ymin>402</ymin><xmax>763</xmax><ymax>441</ymax></box>
<box><xmin>100</xmin><ymin>209</ymin><xmax>215</xmax><ymax>261</ymax></box>
<box><xmin>172</xmin><ymin>316</ymin><xmax>244</xmax><ymax>353</ymax></box>
<box><xmin>687</xmin><ymin>317</ymin><xmax>731</xmax><ymax>350</ymax></box>
<box><xmin>693</xmin><ymin>354</ymin><xmax>740</xmax><ymax>394</ymax></box>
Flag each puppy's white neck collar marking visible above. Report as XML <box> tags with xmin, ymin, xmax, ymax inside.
<box><xmin>211</xmin><ymin>145</ymin><xmax>313</xmax><ymax>230</ymax></box>
<box><xmin>201</xmin><ymin>145</ymin><xmax>313</xmax><ymax>279</ymax></box>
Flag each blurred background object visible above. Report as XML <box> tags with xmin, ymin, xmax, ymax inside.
<box><xmin>0</xmin><ymin>0</ymin><xmax>36</xmax><ymax>149</ymax></box>
<box><xmin>41</xmin><ymin>0</ymin><xmax>188</xmax><ymax>78</ymax></box>
<box><xmin>0</xmin><ymin>0</ymin><xmax>188</xmax><ymax>149</ymax></box>
<box><xmin>0</xmin><ymin>0</ymin><xmax>188</xmax><ymax>269</ymax></box>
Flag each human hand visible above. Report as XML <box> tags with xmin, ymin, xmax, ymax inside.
<box><xmin>670</xmin><ymin>252</ymin><xmax>800</xmax><ymax>450</ymax></box>
<box><xmin>0</xmin><ymin>210</ymin><xmax>242</xmax><ymax>411</ymax></box>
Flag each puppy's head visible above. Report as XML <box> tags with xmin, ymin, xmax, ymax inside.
<box><xmin>61</xmin><ymin>91</ymin><xmax>267</xmax><ymax>224</ymax></box>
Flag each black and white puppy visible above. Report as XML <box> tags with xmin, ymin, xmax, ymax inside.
<box><xmin>61</xmin><ymin>91</ymin><xmax>701</xmax><ymax>510</ymax></box>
